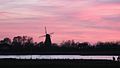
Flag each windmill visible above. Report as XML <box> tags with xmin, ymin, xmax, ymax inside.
<box><xmin>39</xmin><ymin>27</ymin><xmax>54</xmax><ymax>47</ymax></box>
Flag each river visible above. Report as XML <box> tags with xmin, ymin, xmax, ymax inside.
<box><xmin>0</xmin><ymin>55</ymin><xmax>118</xmax><ymax>60</ymax></box>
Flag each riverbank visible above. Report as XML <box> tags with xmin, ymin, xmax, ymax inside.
<box><xmin>0</xmin><ymin>52</ymin><xmax>120</xmax><ymax>55</ymax></box>
<box><xmin>0</xmin><ymin>59</ymin><xmax>120</xmax><ymax>68</ymax></box>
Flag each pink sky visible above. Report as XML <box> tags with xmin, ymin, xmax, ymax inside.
<box><xmin>0</xmin><ymin>0</ymin><xmax>120</xmax><ymax>43</ymax></box>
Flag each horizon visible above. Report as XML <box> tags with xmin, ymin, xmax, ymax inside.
<box><xmin>0</xmin><ymin>0</ymin><xmax>120</xmax><ymax>44</ymax></box>
<box><xmin>0</xmin><ymin>35</ymin><xmax>120</xmax><ymax>45</ymax></box>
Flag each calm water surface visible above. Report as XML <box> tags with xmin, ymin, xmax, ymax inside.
<box><xmin>0</xmin><ymin>55</ymin><xmax>118</xmax><ymax>60</ymax></box>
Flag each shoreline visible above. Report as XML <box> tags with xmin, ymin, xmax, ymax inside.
<box><xmin>0</xmin><ymin>59</ymin><xmax>119</xmax><ymax>68</ymax></box>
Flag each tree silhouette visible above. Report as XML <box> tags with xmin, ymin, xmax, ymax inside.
<box><xmin>0</xmin><ymin>36</ymin><xmax>120</xmax><ymax>55</ymax></box>
<box><xmin>0</xmin><ymin>37</ymin><xmax>11</xmax><ymax>51</ymax></box>
<box><xmin>12</xmin><ymin>36</ymin><xmax>23</xmax><ymax>50</ymax></box>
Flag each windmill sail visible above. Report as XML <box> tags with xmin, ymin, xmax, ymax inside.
<box><xmin>45</xmin><ymin>26</ymin><xmax>47</xmax><ymax>34</ymax></box>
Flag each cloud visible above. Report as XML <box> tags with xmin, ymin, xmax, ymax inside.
<box><xmin>0</xmin><ymin>0</ymin><xmax>120</xmax><ymax>43</ymax></box>
<box><xmin>95</xmin><ymin>0</ymin><xmax>120</xmax><ymax>4</ymax></box>
<box><xmin>103</xmin><ymin>15</ymin><xmax>120</xmax><ymax>22</ymax></box>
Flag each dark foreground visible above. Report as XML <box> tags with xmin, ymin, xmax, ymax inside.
<box><xmin>0</xmin><ymin>59</ymin><xmax>120</xmax><ymax>68</ymax></box>
<box><xmin>1</xmin><ymin>52</ymin><xmax>120</xmax><ymax>55</ymax></box>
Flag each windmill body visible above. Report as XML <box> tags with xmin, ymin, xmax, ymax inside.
<box><xmin>45</xmin><ymin>34</ymin><xmax>52</xmax><ymax>47</ymax></box>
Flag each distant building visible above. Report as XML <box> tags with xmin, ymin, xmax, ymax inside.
<box><xmin>117</xmin><ymin>56</ymin><xmax>120</xmax><ymax>61</ymax></box>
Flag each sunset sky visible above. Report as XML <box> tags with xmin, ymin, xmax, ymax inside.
<box><xmin>0</xmin><ymin>0</ymin><xmax>120</xmax><ymax>43</ymax></box>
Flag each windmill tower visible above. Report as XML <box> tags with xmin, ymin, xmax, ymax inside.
<box><xmin>39</xmin><ymin>27</ymin><xmax>54</xmax><ymax>47</ymax></box>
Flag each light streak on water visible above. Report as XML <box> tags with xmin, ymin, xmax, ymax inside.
<box><xmin>0</xmin><ymin>55</ymin><xmax>118</xmax><ymax>60</ymax></box>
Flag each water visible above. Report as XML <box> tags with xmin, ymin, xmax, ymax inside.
<box><xmin>0</xmin><ymin>55</ymin><xmax>118</xmax><ymax>60</ymax></box>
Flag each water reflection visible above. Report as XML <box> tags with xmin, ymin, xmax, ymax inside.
<box><xmin>0</xmin><ymin>55</ymin><xmax>118</xmax><ymax>60</ymax></box>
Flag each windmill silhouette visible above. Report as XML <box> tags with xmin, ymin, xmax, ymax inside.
<box><xmin>39</xmin><ymin>27</ymin><xmax>54</xmax><ymax>47</ymax></box>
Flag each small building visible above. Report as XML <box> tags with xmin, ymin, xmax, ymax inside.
<box><xmin>117</xmin><ymin>56</ymin><xmax>120</xmax><ymax>61</ymax></box>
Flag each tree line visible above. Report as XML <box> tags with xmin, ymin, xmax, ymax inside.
<box><xmin>0</xmin><ymin>36</ymin><xmax>120</xmax><ymax>54</ymax></box>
